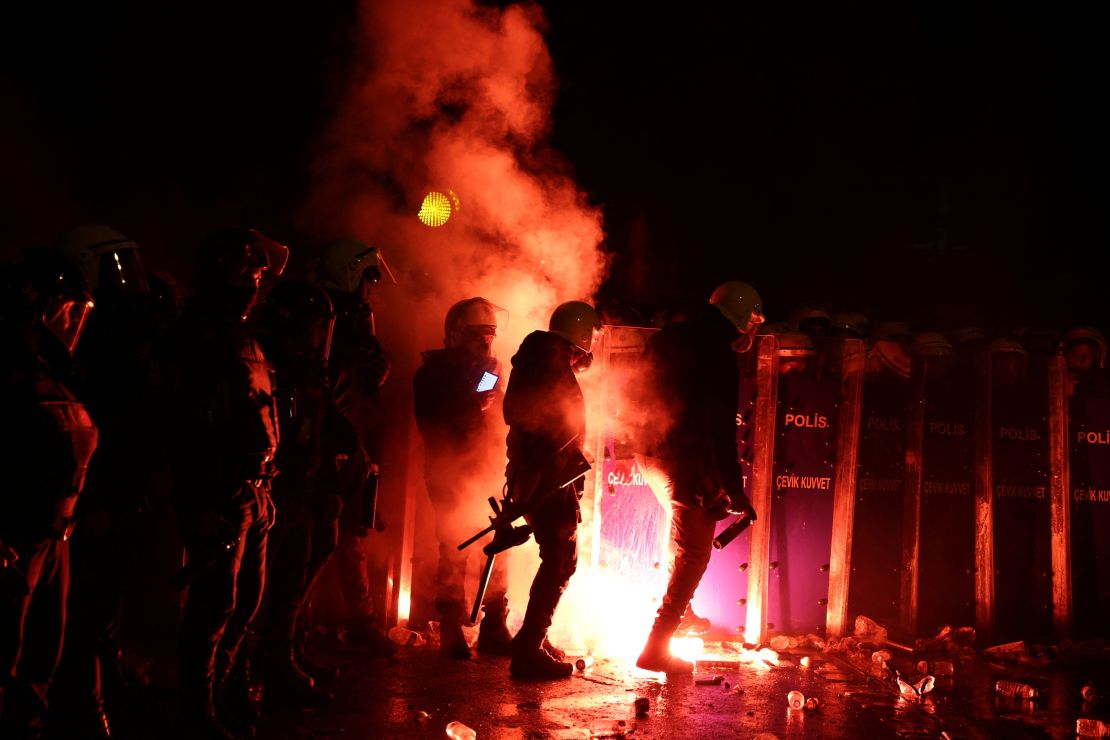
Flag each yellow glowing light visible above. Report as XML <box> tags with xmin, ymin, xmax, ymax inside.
<box><xmin>669</xmin><ymin>636</ymin><xmax>705</xmax><ymax>663</ymax></box>
<box><xmin>418</xmin><ymin>189</ymin><xmax>460</xmax><ymax>227</ymax></box>
<box><xmin>398</xmin><ymin>585</ymin><xmax>412</xmax><ymax>623</ymax></box>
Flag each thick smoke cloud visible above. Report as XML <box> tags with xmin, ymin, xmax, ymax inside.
<box><xmin>301</xmin><ymin>0</ymin><xmax>607</xmax><ymax>354</ymax></box>
<box><xmin>300</xmin><ymin>0</ymin><xmax>610</xmax><ymax>639</ymax></box>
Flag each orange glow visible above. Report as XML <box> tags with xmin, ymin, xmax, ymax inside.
<box><xmin>397</xmin><ymin>584</ymin><xmax>412</xmax><ymax>623</ymax></box>
<box><xmin>669</xmin><ymin>636</ymin><xmax>704</xmax><ymax>663</ymax></box>
<box><xmin>417</xmin><ymin>189</ymin><xmax>459</xmax><ymax>227</ymax></box>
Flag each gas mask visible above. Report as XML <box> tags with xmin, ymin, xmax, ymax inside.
<box><xmin>571</xmin><ymin>346</ymin><xmax>594</xmax><ymax>374</ymax></box>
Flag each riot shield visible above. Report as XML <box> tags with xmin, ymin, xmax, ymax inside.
<box><xmin>764</xmin><ymin>336</ymin><xmax>842</xmax><ymax>634</ymax></box>
<box><xmin>903</xmin><ymin>349</ymin><xmax>977</xmax><ymax>636</ymax></box>
<box><xmin>1067</xmin><ymin>371</ymin><xmax>1110</xmax><ymax>639</ymax></box>
<box><xmin>587</xmin><ymin>326</ymin><xmax>670</xmax><ymax>620</ymax></box>
<box><xmin>847</xmin><ymin>372</ymin><xmax>910</xmax><ymax>627</ymax></box>
<box><xmin>985</xmin><ymin>349</ymin><xmax>1054</xmax><ymax>642</ymax></box>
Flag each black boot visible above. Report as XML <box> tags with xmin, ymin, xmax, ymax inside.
<box><xmin>677</xmin><ymin>607</ymin><xmax>712</xmax><ymax>635</ymax></box>
<box><xmin>476</xmin><ymin>597</ymin><xmax>513</xmax><ymax>656</ymax></box>
<box><xmin>509</xmin><ymin>634</ymin><xmax>573</xmax><ymax>680</ymax></box>
<box><xmin>541</xmin><ymin>637</ymin><xmax>566</xmax><ymax>662</ymax></box>
<box><xmin>635</xmin><ymin>620</ymin><xmax>693</xmax><ymax>674</ymax></box>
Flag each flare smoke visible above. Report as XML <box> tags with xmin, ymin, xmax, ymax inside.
<box><xmin>301</xmin><ymin>0</ymin><xmax>607</xmax><ymax>355</ymax></box>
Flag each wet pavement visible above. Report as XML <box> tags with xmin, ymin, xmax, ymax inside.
<box><xmin>251</xmin><ymin>635</ymin><xmax>1110</xmax><ymax>739</ymax></box>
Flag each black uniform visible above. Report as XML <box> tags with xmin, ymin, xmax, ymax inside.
<box><xmin>325</xmin><ymin>290</ymin><xmax>389</xmax><ymax>628</ymax></box>
<box><xmin>169</xmin><ymin>299</ymin><xmax>279</xmax><ymax>722</ymax></box>
<box><xmin>502</xmin><ymin>331</ymin><xmax>584</xmax><ymax>656</ymax></box>
<box><xmin>50</xmin><ymin>288</ymin><xmax>169</xmax><ymax>736</ymax></box>
<box><xmin>0</xmin><ymin>344</ymin><xmax>98</xmax><ymax>737</ymax></box>
<box><xmin>642</xmin><ymin>304</ymin><xmax>749</xmax><ymax>634</ymax></box>
<box><xmin>256</xmin><ymin>340</ymin><xmax>359</xmax><ymax>673</ymax></box>
<box><xmin>413</xmin><ymin>348</ymin><xmax>505</xmax><ymax>621</ymax></box>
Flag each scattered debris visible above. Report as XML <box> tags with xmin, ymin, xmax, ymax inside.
<box><xmin>589</xmin><ymin>718</ymin><xmax>635</xmax><ymax>738</ymax></box>
<box><xmin>1077</xmin><ymin>718</ymin><xmax>1109</xmax><ymax>737</ymax></box>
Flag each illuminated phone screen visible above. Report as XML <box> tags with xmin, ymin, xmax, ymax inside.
<box><xmin>475</xmin><ymin>371</ymin><xmax>499</xmax><ymax>392</ymax></box>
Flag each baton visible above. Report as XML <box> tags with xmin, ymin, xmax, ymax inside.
<box><xmin>712</xmin><ymin>510</ymin><xmax>754</xmax><ymax>550</ymax></box>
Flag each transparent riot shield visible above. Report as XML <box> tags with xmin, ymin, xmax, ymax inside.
<box><xmin>982</xmin><ymin>348</ymin><xmax>1054</xmax><ymax>642</ymax></box>
<box><xmin>902</xmin><ymin>348</ymin><xmax>977</xmax><ymax>636</ymax></box>
<box><xmin>846</xmin><ymin>363</ymin><xmax>911</xmax><ymax>627</ymax></box>
<box><xmin>1066</xmin><ymin>368</ymin><xmax>1110</xmax><ymax>639</ymax></box>
<box><xmin>585</xmin><ymin>326</ymin><xmax>671</xmax><ymax>627</ymax></box>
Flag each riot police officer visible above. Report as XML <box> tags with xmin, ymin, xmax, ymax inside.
<box><xmin>503</xmin><ymin>301</ymin><xmax>600</xmax><ymax>680</ymax></box>
<box><xmin>51</xmin><ymin>224</ymin><xmax>165</xmax><ymax>738</ymax></box>
<box><xmin>413</xmin><ymin>297</ymin><xmax>512</xmax><ymax>659</ymax></box>
<box><xmin>635</xmin><ymin>281</ymin><xmax>762</xmax><ymax>674</ymax></box>
<box><xmin>313</xmin><ymin>239</ymin><xmax>394</xmax><ymax>654</ymax></box>
<box><xmin>168</xmin><ymin>228</ymin><xmax>287</xmax><ymax>739</ymax></box>
<box><xmin>0</xmin><ymin>249</ymin><xmax>98</xmax><ymax>739</ymax></box>
<box><xmin>254</xmin><ymin>281</ymin><xmax>362</xmax><ymax>709</ymax></box>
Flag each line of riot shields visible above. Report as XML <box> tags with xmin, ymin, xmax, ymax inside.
<box><xmin>586</xmin><ymin>329</ymin><xmax>1110</xmax><ymax>644</ymax></box>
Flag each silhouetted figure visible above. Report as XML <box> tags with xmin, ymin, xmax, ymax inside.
<box><xmin>503</xmin><ymin>301</ymin><xmax>600</xmax><ymax>680</ymax></box>
<box><xmin>168</xmin><ymin>228</ymin><xmax>287</xmax><ymax>740</ymax></box>
<box><xmin>0</xmin><ymin>249</ymin><xmax>98</xmax><ymax>739</ymax></box>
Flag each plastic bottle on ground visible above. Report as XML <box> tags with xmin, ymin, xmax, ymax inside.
<box><xmin>787</xmin><ymin>690</ymin><xmax>805</xmax><ymax>710</ymax></box>
<box><xmin>589</xmin><ymin>719</ymin><xmax>633</xmax><ymax>737</ymax></box>
<box><xmin>446</xmin><ymin>720</ymin><xmax>478</xmax><ymax>740</ymax></box>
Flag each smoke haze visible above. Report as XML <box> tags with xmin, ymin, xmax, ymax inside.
<box><xmin>301</xmin><ymin>0</ymin><xmax>610</xmax><ymax>639</ymax></box>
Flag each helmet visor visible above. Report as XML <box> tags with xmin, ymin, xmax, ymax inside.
<box><xmin>42</xmin><ymin>294</ymin><xmax>94</xmax><ymax>354</ymax></box>
<box><xmin>246</xmin><ymin>230</ymin><xmax>290</xmax><ymax>277</ymax></box>
<box><xmin>96</xmin><ymin>248</ymin><xmax>149</xmax><ymax>295</ymax></box>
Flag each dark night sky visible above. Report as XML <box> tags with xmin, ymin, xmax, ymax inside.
<box><xmin>2</xmin><ymin>2</ymin><xmax>1106</xmax><ymax>332</ymax></box>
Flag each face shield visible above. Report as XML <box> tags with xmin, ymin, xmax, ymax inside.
<box><xmin>461</xmin><ymin>323</ymin><xmax>497</xmax><ymax>357</ymax></box>
<box><xmin>245</xmin><ymin>230</ymin><xmax>289</xmax><ymax>278</ymax></box>
<box><xmin>94</xmin><ymin>248</ymin><xmax>149</xmax><ymax>295</ymax></box>
<box><xmin>571</xmin><ymin>326</ymin><xmax>603</xmax><ymax>374</ymax></box>
<box><xmin>42</xmin><ymin>293</ymin><xmax>95</xmax><ymax>354</ymax></box>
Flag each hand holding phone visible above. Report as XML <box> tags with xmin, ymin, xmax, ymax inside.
<box><xmin>475</xmin><ymin>371</ymin><xmax>499</xmax><ymax>392</ymax></box>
